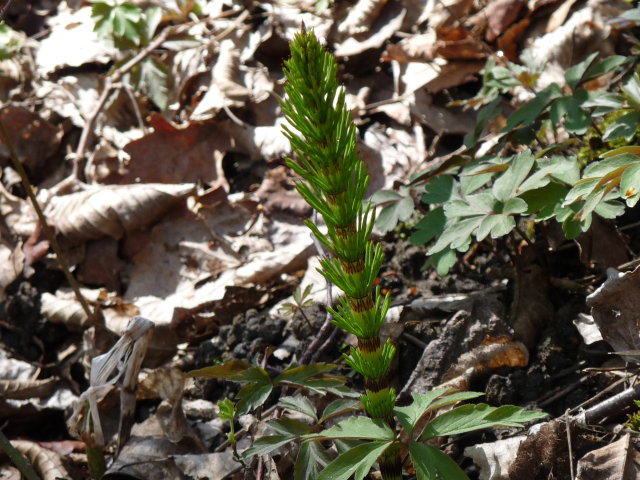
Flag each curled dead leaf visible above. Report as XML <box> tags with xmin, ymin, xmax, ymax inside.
<box><xmin>10</xmin><ymin>440</ymin><xmax>70</xmax><ymax>480</ymax></box>
<box><xmin>46</xmin><ymin>183</ymin><xmax>195</xmax><ymax>245</ymax></box>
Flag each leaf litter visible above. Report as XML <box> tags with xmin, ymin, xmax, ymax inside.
<box><xmin>0</xmin><ymin>0</ymin><xmax>639</xmax><ymax>478</ymax></box>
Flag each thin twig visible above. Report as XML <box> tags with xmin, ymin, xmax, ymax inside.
<box><xmin>0</xmin><ymin>116</ymin><xmax>97</xmax><ymax>322</ymax></box>
<box><xmin>0</xmin><ymin>0</ymin><xmax>15</xmax><ymax>22</ymax></box>
<box><xmin>72</xmin><ymin>22</ymin><xmax>192</xmax><ymax>181</ymax></box>
<box><xmin>565</xmin><ymin>409</ymin><xmax>575</xmax><ymax>480</ymax></box>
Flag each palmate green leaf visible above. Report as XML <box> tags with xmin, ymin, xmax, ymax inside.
<box><xmin>521</xmin><ymin>182</ymin><xmax>569</xmax><ymax>219</ymax></box>
<box><xmin>395</xmin><ymin>389</ymin><xmax>485</xmax><ymax>435</ymax></box>
<box><xmin>476</xmin><ymin>214</ymin><xmax>515</xmax><ymax>241</ymax></box>
<box><xmin>422</xmin><ymin>404</ymin><xmax>547</xmax><ymax>439</ymax></box>
<box><xmin>423</xmin><ymin>175</ymin><xmax>456</xmax><ymax>203</ymax></box>
<box><xmin>492</xmin><ymin>150</ymin><xmax>535</xmax><ymax>202</ymax></box>
<box><xmin>375</xmin><ymin>194</ymin><xmax>414</xmax><ymax>232</ymax></box>
<box><xmin>411</xmin><ymin>207</ymin><xmax>446</xmax><ymax>246</ymax></box>
<box><xmin>424</xmin><ymin>248</ymin><xmax>457</xmax><ymax>276</ymax></box>
<box><xmin>603</xmin><ymin>111</ymin><xmax>640</xmax><ymax>142</ymax></box>
<box><xmin>428</xmin><ymin>216</ymin><xmax>482</xmax><ymax>254</ymax></box>
<box><xmin>306</xmin><ymin>415</ymin><xmax>395</xmax><ymax>442</ymax></box>
<box><xmin>317</xmin><ymin>441</ymin><xmax>391</xmax><ymax>480</ymax></box>
<box><xmin>410</xmin><ymin>442</ymin><xmax>468</xmax><ymax>480</ymax></box>
<box><xmin>217</xmin><ymin>398</ymin><xmax>235</xmax><ymax>420</ymax></box>
<box><xmin>295</xmin><ymin>440</ymin><xmax>332</xmax><ymax>480</ymax></box>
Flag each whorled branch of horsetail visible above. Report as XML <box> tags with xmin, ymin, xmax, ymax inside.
<box><xmin>280</xmin><ymin>28</ymin><xmax>402</xmax><ymax>479</ymax></box>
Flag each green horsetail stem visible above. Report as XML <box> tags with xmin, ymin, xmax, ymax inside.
<box><xmin>281</xmin><ymin>28</ymin><xmax>402</xmax><ymax>479</ymax></box>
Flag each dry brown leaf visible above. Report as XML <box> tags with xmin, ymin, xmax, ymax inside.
<box><xmin>254</xmin><ymin>165</ymin><xmax>310</xmax><ymax>216</ymax></box>
<box><xmin>575</xmin><ymin>215</ymin><xmax>629</xmax><ymax>271</ymax></box>
<box><xmin>338</xmin><ymin>0</ymin><xmax>389</xmax><ymax>36</ymax></box>
<box><xmin>0</xmin><ymin>106</ymin><xmax>61</xmax><ymax>173</ymax></box>
<box><xmin>110</xmin><ymin>115</ymin><xmax>232</xmax><ymax>187</ymax></box>
<box><xmin>334</xmin><ymin>5</ymin><xmax>405</xmax><ymax>57</ymax></box>
<box><xmin>586</xmin><ymin>266</ymin><xmax>640</xmax><ymax>362</ymax></box>
<box><xmin>46</xmin><ymin>183</ymin><xmax>195</xmax><ymax>245</ymax></box>
<box><xmin>441</xmin><ymin>339</ymin><xmax>529</xmax><ymax>385</ymax></box>
<box><xmin>11</xmin><ymin>440</ymin><xmax>70</xmax><ymax>480</ymax></box>
<box><xmin>576</xmin><ymin>434</ymin><xmax>640</xmax><ymax>479</ymax></box>
<box><xmin>382</xmin><ymin>32</ymin><xmax>438</xmax><ymax>63</ymax></box>
<box><xmin>469</xmin><ymin>0</ymin><xmax>527</xmax><ymax>42</ymax></box>
<box><xmin>0</xmin><ymin>377</ymin><xmax>58</xmax><ymax>400</ymax></box>
<box><xmin>0</xmin><ymin>240</ymin><xmax>23</xmax><ymax>301</ymax></box>
<box><xmin>41</xmin><ymin>288</ymin><xmax>102</xmax><ymax>331</ymax></box>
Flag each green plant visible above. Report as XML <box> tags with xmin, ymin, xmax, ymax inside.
<box><xmin>0</xmin><ymin>21</ymin><xmax>27</xmax><ymax>60</ymax></box>
<box><xmin>372</xmin><ymin>20</ymin><xmax>640</xmax><ymax>274</ymax></box>
<box><xmin>259</xmin><ymin>28</ymin><xmax>545</xmax><ymax>480</ymax></box>
<box><xmin>91</xmin><ymin>0</ymin><xmax>169</xmax><ymax>109</ymax></box>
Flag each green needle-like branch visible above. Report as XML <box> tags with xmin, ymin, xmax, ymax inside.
<box><xmin>282</xmin><ymin>28</ymin><xmax>401</xmax><ymax>479</ymax></box>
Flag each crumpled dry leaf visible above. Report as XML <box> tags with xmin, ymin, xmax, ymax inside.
<box><xmin>440</xmin><ymin>339</ymin><xmax>529</xmax><ymax>390</ymax></box>
<box><xmin>334</xmin><ymin>5</ymin><xmax>406</xmax><ymax>57</ymax></box>
<box><xmin>586</xmin><ymin>266</ymin><xmax>640</xmax><ymax>362</ymax></box>
<box><xmin>338</xmin><ymin>0</ymin><xmax>389</xmax><ymax>36</ymax></box>
<box><xmin>10</xmin><ymin>440</ymin><xmax>70</xmax><ymax>480</ymax></box>
<box><xmin>254</xmin><ymin>165</ymin><xmax>310</xmax><ymax>216</ymax></box>
<box><xmin>35</xmin><ymin>5</ymin><xmax>116</xmax><ymax>76</ymax></box>
<box><xmin>520</xmin><ymin>0</ymin><xmax>629</xmax><ymax>90</ymax></box>
<box><xmin>0</xmin><ymin>377</ymin><xmax>58</xmax><ymax>400</ymax></box>
<box><xmin>0</xmin><ymin>241</ymin><xmax>23</xmax><ymax>301</ymax></box>
<box><xmin>576</xmin><ymin>434</ymin><xmax>640</xmax><ymax>480</ymax></box>
<box><xmin>36</xmin><ymin>73</ymin><xmax>101</xmax><ymax>128</ymax></box>
<box><xmin>45</xmin><ymin>183</ymin><xmax>195</xmax><ymax>245</ymax></box>
<box><xmin>191</xmin><ymin>38</ymin><xmax>253</xmax><ymax>120</ymax></box>
<box><xmin>464</xmin><ymin>436</ymin><xmax>527</xmax><ymax>480</ymax></box>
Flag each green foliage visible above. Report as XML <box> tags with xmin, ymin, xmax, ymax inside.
<box><xmin>391</xmin><ymin>31</ymin><xmax>640</xmax><ymax>274</ymax></box>
<box><xmin>625</xmin><ymin>400</ymin><xmax>640</xmax><ymax>431</ymax></box>
<box><xmin>91</xmin><ymin>1</ymin><xmax>168</xmax><ymax>109</ymax></box>
<box><xmin>0</xmin><ymin>22</ymin><xmax>25</xmax><ymax>60</ymax></box>
<box><xmin>187</xmin><ymin>360</ymin><xmax>350</xmax><ymax>415</ymax></box>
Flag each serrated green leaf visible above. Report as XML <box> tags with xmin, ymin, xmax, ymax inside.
<box><xmin>236</xmin><ymin>382</ymin><xmax>273</xmax><ymax>415</ymax></box>
<box><xmin>295</xmin><ymin>440</ymin><xmax>332</xmax><ymax>480</ymax></box>
<box><xmin>241</xmin><ymin>435</ymin><xmax>295</xmax><ymax>459</ymax></box>
<box><xmin>278</xmin><ymin>396</ymin><xmax>318</xmax><ymax>422</ymax></box>
<box><xmin>217</xmin><ymin>398</ymin><xmax>234</xmax><ymax>420</ymax></box>
<box><xmin>423</xmin><ymin>175</ymin><xmax>455</xmax><ymax>203</ymax></box>
<box><xmin>317</xmin><ymin>441</ymin><xmax>391</xmax><ymax>480</ymax></box>
<box><xmin>411</xmin><ymin>207</ymin><xmax>446</xmax><ymax>246</ymax></box>
<box><xmin>410</xmin><ymin>442</ymin><xmax>468</xmax><ymax>480</ymax></box>
<box><xmin>320</xmin><ymin>399</ymin><xmax>361</xmax><ymax>423</ymax></box>
<box><xmin>269</xmin><ymin>417</ymin><xmax>313</xmax><ymax>437</ymax></box>
<box><xmin>492</xmin><ymin>150</ymin><xmax>535</xmax><ymax>202</ymax></box>
<box><xmin>422</xmin><ymin>404</ymin><xmax>547</xmax><ymax>439</ymax></box>
<box><xmin>394</xmin><ymin>388</ymin><xmax>451</xmax><ymax>434</ymax></box>
<box><xmin>306</xmin><ymin>416</ymin><xmax>395</xmax><ymax>442</ymax></box>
